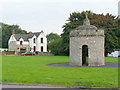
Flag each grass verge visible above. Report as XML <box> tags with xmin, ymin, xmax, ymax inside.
<box><xmin>2</xmin><ymin>56</ymin><xmax>119</xmax><ymax>88</ymax></box>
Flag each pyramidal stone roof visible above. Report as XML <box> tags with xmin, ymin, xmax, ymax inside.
<box><xmin>14</xmin><ymin>32</ymin><xmax>41</xmax><ymax>41</ymax></box>
<box><xmin>76</xmin><ymin>13</ymin><xmax>97</xmax><ymax>30</ymax></box>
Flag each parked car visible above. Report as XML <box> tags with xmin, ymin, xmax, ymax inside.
<box><xmin>21</xmin><ymin>52</ymin><xmax>35</xmax><ymax>56</ymax></box>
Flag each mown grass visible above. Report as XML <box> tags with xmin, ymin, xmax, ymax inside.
<box><xmin>2</xmin><ymin>56</ymin><xmax>119</xmax><ymax>88</ymax></box>
<box><xmin>0</xmin><ymin>56</ymin><xmax>2</xmax><ymax>82</ymax></box>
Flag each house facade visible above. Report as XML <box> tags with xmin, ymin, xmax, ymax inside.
<box><xmin>8</xmin><ymin>30</ymin><xmax>47</xmax><ymax>53</ymax></box>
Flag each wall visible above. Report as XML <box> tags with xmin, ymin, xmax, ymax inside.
<box><xmin>36</xmin><ymin>32</ymin><xmax>47</xmax><ymax>52</ymax></box>
<box><xmin>36</xmin><ymin>52</ymin><xmax>54</xmax><ymax>56</ymax></box>
<box><xmin>8</xmin><ymin>32</ymin><xmax>47</xmax><ymax>53</ymax></box>
<box><xmin>70</xmin><ymin>29</ymin><xmax>104</xmax><ymax>66</ymax></box>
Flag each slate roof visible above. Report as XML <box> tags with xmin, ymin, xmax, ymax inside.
<box><xmin>14</xmin><ymin>32</ymin><xmax>41</xmax><ymax>41</ymax></box>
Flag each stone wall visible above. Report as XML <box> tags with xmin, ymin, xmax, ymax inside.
<box><xmin>36</xmin><ymin>52</ymin><xmax>54</xmax><ymax>56</ymax></box>
<box><xmin>70</xmin><ymin>29</ymin><xmax>105</xmax><ymax>66</ymax></box>
<box><xmin>2</xmin><ymin>51</ymin><xmax>15</xmax><ymax>55</ymax></box>
<box><xmin>9</xmin><ymin>41</ymin><xmax>17</xmax><ymax>52</ymax></box>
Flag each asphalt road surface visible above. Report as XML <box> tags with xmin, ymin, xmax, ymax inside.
<box><xmin>1</xmin><ymin>83</ymin><xmax>66</xmax><ymax>88</ymax></box>
<box><xmin>1</xmin><ymin>83</ymin><xmax>119</xmax><ymax>90</ymax></box>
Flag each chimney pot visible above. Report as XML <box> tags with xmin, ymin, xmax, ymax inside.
<box><xmin>41</xmin><ymin>30</ymin><xmax>44</xmax><ymax>33</ymax></box>
<box><xmin>12</xmin><ymin>30</ymin><xmax>15</xmax><ymax>35</ymax></box>
<box><xmin>29</xmin><ymin>32</ymin><xmax>32</xmax><ymax>34</ymax></box>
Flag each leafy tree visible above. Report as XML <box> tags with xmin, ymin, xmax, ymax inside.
<box><xmin>61</xmin><ymin>11</ymin><xmax>119</xmax><ymax>56</ymax></box>
<box><xmin>48</xmin><ymin>38</ymin><xmax>64</xmax><ymax>55</ymax></box>
<box><xmin>47</xmin><ymin>33</ymin><xmax>65</xmax><ymax>55</ymax></box>
<box><xmin>1</xmin><ymin>23</ymin><xmax>27</xmax><ymax>48</ymax></box>
<box><xmin>61</xmin><ymin>11</ymin><xmax>92</xmax><ymax>55</ymax></box>
<box><xmin>46</xmin><ymin>33</ymin><xmax>61</xmax><ymax>43</ymax></box>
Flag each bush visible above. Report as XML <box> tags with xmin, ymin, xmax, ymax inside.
<box><xmin>19</xmin><ymin>51</ymin><xmax>26</xmax><ymax>54</ymax></box>
<box><xmin>48</xmin><ymin>39</ymin><xmax>64</xmax><ymax>55</ymax></box>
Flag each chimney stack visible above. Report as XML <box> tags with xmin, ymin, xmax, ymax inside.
<box><xmin>29</xmin><ymin>31</ymin><xmax>32</xmax><ymax>34</ymax></box>
<box><xmin>12</xmin><ymin>30</ymin><xmax>15</xmax><ymax>35</ymax></box>
<box><xmin>41</xmin><ymin>30</ymin><xmax>44</xmax><ymax>33</ymax></box>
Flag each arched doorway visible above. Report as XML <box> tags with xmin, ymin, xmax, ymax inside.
<box><xmin>82</xmin><ymin>45</ymin><xmax>88</xmax><ymax>65</ymax></box>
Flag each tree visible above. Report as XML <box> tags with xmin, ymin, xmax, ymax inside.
<box><xmin>1</xmin><ymin>23</ymin><xmax>27</xmax><ymax>48</ymax></box>
<box><xmin>46</xmin><ymin>33</ymin><xmax>61</xmax><ymax>43</ymax></box>
<box><xmin>61</xmin><ymin>11</ymin><xmax>92</xmax><ymax>55</ymax></box>
<box><xmin>48</xmin><ymin>38</ymin><xmax>64</xmax><ymax>55</ymax></box>
<box><xmin>61</xmin><ymin>11</ymin><xmax>120</xmax><ymax>56</ymax></box>
<box><xmin>47</xmin><ymin>33</ymin><xmax>64</xmax><ymax>55</ymax></box>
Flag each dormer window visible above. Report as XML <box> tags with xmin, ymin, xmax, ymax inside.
<box><xmin>20</xmin><ymin>41</ymin><xmax>23</xmax><ymax>45</ymax></box>
<box><xmin>33</xmin><ymin>38</ymin><xmax>35</xmax><ymax>43</ymax></box>
<box><xmin>41</xmin><ymin>38</ymin><xmax>43</xmax><ymax>43</ymax></box>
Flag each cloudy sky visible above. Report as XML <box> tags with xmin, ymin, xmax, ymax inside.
<box><xmin>0</xmin><ymin>0</ymin><xmax>119</xmax><ymax>35</ymax></box>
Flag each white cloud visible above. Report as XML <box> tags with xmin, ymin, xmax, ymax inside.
<box><xmin>0</xmin><ymin>0</ymin><xmax>119</xmax><ymax>3</ymax></box>
<box><xmin>0</xmin><ymin>0</ymin><xmax>119</xmax><ymax>35</ymax></box>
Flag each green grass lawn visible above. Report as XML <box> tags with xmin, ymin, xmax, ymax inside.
<box><xmin>2</xmin><ymin>56</ymin><xmax>119</xmax><ymax>88</ymax></box>
<box><xmin>0</xmin><ymin>56</ymin><xmax>2</xmax><ymax>82</ymax></box>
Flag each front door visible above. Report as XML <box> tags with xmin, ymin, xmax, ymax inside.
<box><xmin>41</xmin><ymin>46</ymin><xmax>43</xmax><ymax>52</ymax></box>
<box><xmin>82</xmin><ymin>45</ymin><xmax>88</xmax><ymax>65</ymax></box>
<box><xmin>33</xmin><ymin>46</ymin><xmax>36</xmax><ymax>52</ymax></box>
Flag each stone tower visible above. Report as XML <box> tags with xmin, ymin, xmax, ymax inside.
<box><xmin>70</xmin><ymin>14</ymin><xmax>105</xmax><ymax>66</ymax></box>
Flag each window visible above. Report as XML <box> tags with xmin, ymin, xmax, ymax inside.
<box><xmin>20</xmin><ymin>41</ymin><xmax>23</xmax><ymax>45</ymax></box>
<box><xmin>33</xmin><ymin>46</ymin><xmax>36</xmax><ymax>52</ymax></box>
<box><xmin>41</xmin><ymin>46</ymin><xmax>43</xmax><ymax>52</ymax></box>
<box><xmin>41</xmin><ymin>38</ymin><xmax>43</xmax><ymax>43</ymax></box>
<box><xmin>33</xmin><ymin>38</ymin><xmax>35</xmax><ymax>43</ymax></box>
<box><xmin>30</xmin><ymin>47</ymin><xmax>32</xmax><ymax>51</ymax></box>
<box><xmin>20</xmin><ymin>48</ymin><xmax>26</xmax><ymax>51</ymax></box>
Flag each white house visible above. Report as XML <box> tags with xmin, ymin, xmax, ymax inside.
<box><xmin>8</xmin><ymin>30</ymin><xmax>47</xmax><ymax>53</ymax></box>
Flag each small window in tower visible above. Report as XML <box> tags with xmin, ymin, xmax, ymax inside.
<box><xmin>41</xmin><ymin>38</ymin><xmax>43</xmax><ymax>43</ymax></box>
<box><xmin>20</xmin><ymin>41</ymin><xmax>23</xmax><ymax>45</ymax></box>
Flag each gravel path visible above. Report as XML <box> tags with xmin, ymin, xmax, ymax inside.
<box><xmin>48</xmin><ymin>62</ymin><xmax>119</xmax><ymax>68</ymax></box>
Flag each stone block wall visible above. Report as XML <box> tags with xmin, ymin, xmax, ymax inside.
<box><xmin>70</xmin><ymin>29</ymin><xmax>105</xmax><ymax>66</ymax></box>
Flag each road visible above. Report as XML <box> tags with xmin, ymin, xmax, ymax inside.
<box><xmin>1</xmin><ymin>83</ymin><xmax>119</xmax><ymax>90</ymax></box>
<box><xmin>1</xmin><ymin>83</ymin><xmax>66</xmax><ymax>88</ymax></box>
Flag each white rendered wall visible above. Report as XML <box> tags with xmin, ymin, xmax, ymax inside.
<box><xmin>36</xmin><ymin>32</ymin><xmax>47</xmax><ymax>52</ymax></box>
<box><xmin>8</xmin><ymin>35</ymin><xmax>16</xmax><ymax>44</ymax></box>
<box><xmin>8</xmin><ymin>32</ymin><xmax>47</xmax><ymax>52</ymax></box>
<box><xmin>29</xmin><ymin>35</ymin><xmax>37</xmax><ymax>52</ymax></box>
<box><xmin>8</xmin><ymin>35</ymin><xmax>16</xmax><ymax>51</ymax></box>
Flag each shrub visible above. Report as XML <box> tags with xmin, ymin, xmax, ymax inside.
<box><xmin>19</xmin><ymin>51</ymin><xmax>26</xmax><ymax>54</ymax></box>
